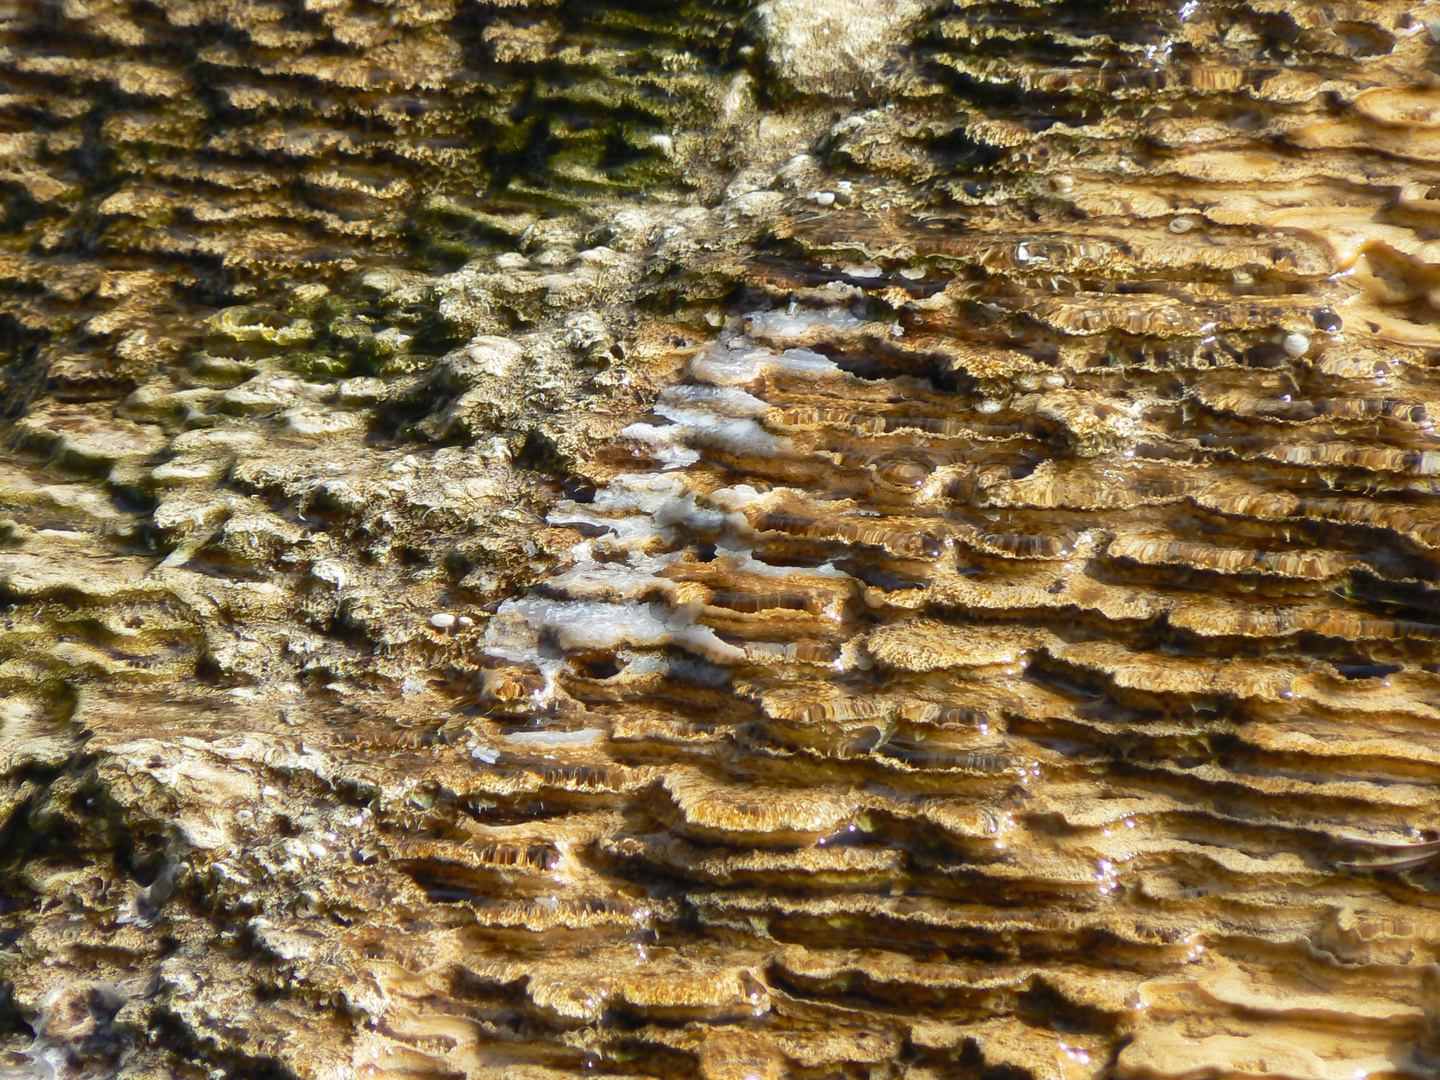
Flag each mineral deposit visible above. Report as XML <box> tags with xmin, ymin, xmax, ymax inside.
<box><xmin>3</xmin><ymin>0</ymin><xmax>1440</xmax><ymax>1078</ymax></box>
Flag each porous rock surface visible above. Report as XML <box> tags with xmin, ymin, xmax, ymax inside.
<box><xmin>3</xmin><ymin>0</ymin><xmax>1440</xmax><ymax>1078</ymax></box>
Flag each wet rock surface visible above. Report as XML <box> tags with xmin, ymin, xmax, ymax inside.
<box><xmin>4</xmin><ymin>0</ymin><xmax>1440</xmax><ymax>1077</ymax></box>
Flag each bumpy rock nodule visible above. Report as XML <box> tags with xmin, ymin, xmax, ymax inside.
<box><xmin>3</xmin><ymin>0</ymin><xmax>1440</xmax><ymax>1078</ymax></box>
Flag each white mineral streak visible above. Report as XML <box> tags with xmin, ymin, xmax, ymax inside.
<box><xmin>485</xmin><ymin>316</ymin><xmax>859</xmax><ymax>703</ymax></box>
<box><xmin>747</xmin><ymin>305</ymin><xmax>861</xmax><ymax>340</ymax></box>
<box><xmin>503</xmin><ymin>727</ymin><xmax>606</xmax><ymax>749</ymax></box>
<box><xmin>625</xmin><ymin>382</ymin><xmax>788</xmax><ymax>460</ymax></box>
<box><xmin>484</xmin><ymin>596</ymin><xmax>745</xmax><ymax>672</ymax></box>
<box><xmin>690</xmin><ymin>340</ymin><xmax>840</xmax><ymax>385</ymax></box>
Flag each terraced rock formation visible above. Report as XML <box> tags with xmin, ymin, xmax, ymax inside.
<box><xmin>4</xmin><ymin>0</ymin><xmax>1440</xmax><ymax>1078</ymax></box>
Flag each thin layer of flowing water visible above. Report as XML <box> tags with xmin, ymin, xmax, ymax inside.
<box><xmin>3</xmin><ymin>0</ymin><xmax>1440</xmax><ymax>1078</ymax></box>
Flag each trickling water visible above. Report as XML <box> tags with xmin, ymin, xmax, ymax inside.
<box><xmin>5</xmin><ymin>0</ymin><xmax>1440</xmax><ymax>1077</ymax></box>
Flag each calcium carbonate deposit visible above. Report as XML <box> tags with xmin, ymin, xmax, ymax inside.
<box><xmin>3</xmin><ymin>0</ymin><xmax>1440</xmax><ymax>1078</ymax></box>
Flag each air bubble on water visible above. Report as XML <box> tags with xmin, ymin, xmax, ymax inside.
<box><xmin>1282</xmin><ymin>331</ymin><xmax>1311</xmax><ymax>357</ymax></box>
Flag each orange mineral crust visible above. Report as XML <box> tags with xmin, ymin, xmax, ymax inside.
<box><xmin>2</xmin><ymin>1</ymin><xmax>1440</xmax><ymax>1078</ymax></box>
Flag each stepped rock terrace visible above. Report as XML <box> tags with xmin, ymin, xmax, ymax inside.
<box><xmin>3</xmin><ymin>0</ymin><xmax>1440</xmax><ymax>1078</ymax></box>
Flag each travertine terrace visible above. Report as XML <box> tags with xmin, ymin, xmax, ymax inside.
<box><xmin>2</xmin><ymin>0</ymin><xmax>1440</xmax><ymax>1077</ymax></box>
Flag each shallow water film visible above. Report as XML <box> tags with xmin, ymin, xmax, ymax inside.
<box><xmin>2</xmin><ymin>0</ymin><xmax>1440</xmax><ymax>1077</ymax></box>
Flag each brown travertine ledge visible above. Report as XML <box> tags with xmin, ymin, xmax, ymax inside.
<box><xmin>3</xmin><ymin>0</ymin><xmax>1440</xmax><ymax>1077</ymax></box>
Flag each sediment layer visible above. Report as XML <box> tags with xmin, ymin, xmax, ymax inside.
<box><xmin>3</xmin><ymin>1</ymin><xmax>1440</xmax><ymax>1078</ymax></box>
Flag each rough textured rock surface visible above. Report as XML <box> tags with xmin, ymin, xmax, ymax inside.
<box><xmin>4</xmin><ymin>0</ymin><xmax>1440</xmax><ymax>1078</ymax></box>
